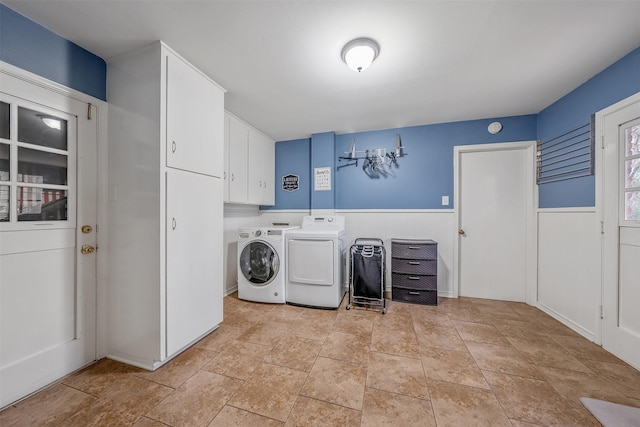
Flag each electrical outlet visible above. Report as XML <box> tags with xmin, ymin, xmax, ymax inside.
<box><xmin>442</xmin><ymin>196</ymin><xmax>449</xmax><ymax>206</ymax></box>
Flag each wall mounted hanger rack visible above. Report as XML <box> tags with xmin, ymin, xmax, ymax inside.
<box><xmin>338</xmin><ymin>134</ymin><xmax>406</xmax><ymax>174</ymax></box>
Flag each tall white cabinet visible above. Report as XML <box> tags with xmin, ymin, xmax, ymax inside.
<box><xmin>107</xmin><ymin>42</ymin><xmax>225</xmax><ymax>369</ymax></box>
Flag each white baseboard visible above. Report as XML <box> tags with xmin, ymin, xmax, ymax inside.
<box><xmin>536</xmin><ymin>301</ymin><xmax>595</xmax><ymax>342</ymax></box>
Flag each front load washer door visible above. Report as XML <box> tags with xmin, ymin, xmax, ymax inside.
<box><xmin>239</xmin><ymin>240</ymin><xmax>279</xmax><ymax>285</ymax></box>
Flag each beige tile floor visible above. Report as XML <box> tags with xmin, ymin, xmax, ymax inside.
<box><xmin>2</xmin><ymin>293</ymin><xmax>640</xmax><ymax>426</ymax></box>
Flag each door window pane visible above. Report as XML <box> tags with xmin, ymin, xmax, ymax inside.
<box><xmin>17</xmin><ymin>187</ymin><xmax>67</xmax><ymax>221</ymax></box>
<box><xmin>0</xmin><ymin>185</ymin><xmax>8</xmax><ymax>222</ymax></box>
<box><xmin>18</xmin><ymin>147</ymin><xmax>67</xmax><ymax>185</ymax></box>
<box><xmin>625</xmin><ymin>159</ymin><xmax>640</xmax><ymax>188</ymax></box>
<box><xmin>18</xmin><ymin>107</ymin><xmax>67</xmax><ymax>150</ymax></box>
<box><xmin>625</xmin><ymin>125</ymin><xmax>640</xmax><ymax>157</ymax></box>
<box><xmin>0</xmin><ymin>143</ymin><xmax>8</xmax><ymax>181</ymax></box>
<box><xmin>625</xmin><ymin>190</ymin><xmax>640</xmax><ymax>221</ymax></box>
<box><xmin>0</xmin><ymin>102</ymin><xmax>9</xmax><ymax>140</ymax></box>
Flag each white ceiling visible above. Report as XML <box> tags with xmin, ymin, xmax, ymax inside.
<box><xmin>4</xmin><ymin>1</ymin><xmax>640</xmax><ymax>141</ymax></box>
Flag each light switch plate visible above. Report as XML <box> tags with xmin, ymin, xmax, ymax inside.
<box><xmin>442</xmin><ymin>196</ymin><xmax>449</xmax><ymax>206</ymax></box>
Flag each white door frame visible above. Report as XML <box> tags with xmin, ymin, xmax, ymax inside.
<box><xmin>594</xmin><ymin>91</ymin><xmax>640</xmax><ymax>347</ymax></box>
<box><xmin>453</xmin><ymin>141</ymin><xmax>538</xmax><ymax>303</ymax></box>
<box><xmin>0</xmin><ymin>61</ymin><xmax>109</xmax><ymax>357</ymax></box>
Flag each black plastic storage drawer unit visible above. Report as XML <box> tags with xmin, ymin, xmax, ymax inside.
<box><xmin>391</xmin><ymin>238</ymin><xmax>438</xmax><ymax>305</ymax></box>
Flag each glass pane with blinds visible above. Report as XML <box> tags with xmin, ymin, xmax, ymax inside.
<box><xmin>0</xmin><ymin>143</ymin><xmax>8</xmax><ymax>181</ymax></box>
<box><xmin>0</xmin><ymin>101</ymin><xmax>9</xmax><ymax>140</ymax></box>
<box><xmin>17</xmin><ymin>187</ymin><xmax>67</xmax><ymax>221</ymax></box>
<box><xmin>0</xmin><ymin>185</ymin><xmax>8</xmax><ymax>222</ymax></box>
<box><xmin>18</xmin><ymin>147</ymin><xmax>67</xmax><ymax>185</ymax></box>
<box><xmin>17</xmin><ymin>106</ymin><xmax>68</xmax><ymax>150</ymax></box>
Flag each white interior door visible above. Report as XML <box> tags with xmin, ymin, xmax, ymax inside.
<box><xmin>0</xmin><ymin>74</ymin><xmax>97</xmax><ymax>408</ymax></box>
<box><xmin>601</xmin><ymin>94</ymin><xmax>640</xmax><ymax>369</ymax></box>
<box><xmin>455</xmin><ymin>142</ymin><xmax>535</xmax><ymax>302</ymax></box>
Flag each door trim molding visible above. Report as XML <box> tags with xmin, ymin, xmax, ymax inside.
<box><xmin>0</xmin><ymin>60</ymin><xmax>109</xmax><ymax>359</ymax></box>
<box><xmin>453</xmin><ymin>141</ymin><xmax>538</xmax><ymax>303</ymax></box>
<box><xmin>594</xmin><ymin>91</ymin><xmax>640</xmax><ymax>346</ymax></box>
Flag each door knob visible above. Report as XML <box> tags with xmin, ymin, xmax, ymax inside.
<box><xmin>81</xmin><ymin>245</ymin><xmax>95</xmax><ymax>254</ymax></box>
<box><xmin>458</xmin><ymin>229</ymin><xmax>465</xmax><ymax>235</ymax></box>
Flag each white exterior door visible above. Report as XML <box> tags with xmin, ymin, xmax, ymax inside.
<box><xmin>454</xmin><ymin>142</ymin><xmax>536</xmax><ymax>302</ymax></box>
<box><xmin>0</xmin><ymin>73</ymin><xmax>98</xmax><ymax>407</ymax></box>
<box><xmin>600</xmin><ymin>93</ymin><xmax>640</xmax><ymax>369</ymax></box>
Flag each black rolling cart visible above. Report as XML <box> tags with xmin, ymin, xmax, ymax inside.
<box><xmin>346</xmin><ymin>238</ymin><xmax>386</xmax><ymax>314</ymax></box>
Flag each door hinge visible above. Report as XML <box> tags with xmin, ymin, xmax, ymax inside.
<box><xmin>600</xmin><ymin>134</ymin><xmax>605</xmax><ymax>149</ymax></box>
<box><xmin>87</xmin><ymin>103</ymin><xmax>92</xmax><ymax>120</ymax></box>
<box><xmin>600</xmin><ymin>305</ymin><xmax>604</xmax><ymax>319</ymax></box>
<box><xmin>600</xmin><ymin>221</ymin><xmax>604</xmax><ymax>234</ymax></box>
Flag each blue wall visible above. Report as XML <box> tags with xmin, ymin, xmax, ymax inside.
<box><xmin>269</xmin><ymin>115</ymin><xmax>537</xmax><ymax>210</ymax></box>
<box><xmin>265</xmin><ymin>138</ymin><xmax>311</xmax><ymax>210</ymax></box>
<box><xmin>537</xmin><ymin>47</ymin><xmax>640</xmax><ymax>208</ymax></box>
<box><xmin>0</xmin><ymin>4</ymin><xmax>106</xmax><ymax>100</ymax></box>
<box><xmin>336</xmin><ymin>116</ymin><xmax>537</xmax><ymax>209</ymax></box>
<box><xmin>311</xmin><ymin>132</ymin><xmax>336</xmax><ymax>211</ymax></box>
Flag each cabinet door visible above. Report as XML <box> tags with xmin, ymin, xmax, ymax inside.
<box><xmin>248</xmin><ymin>131</ymin><xmax>275</xmax><ymax>206</ymax></box>
<box><xmin>262</xmin><ymin>137</ymin><xmax>275</xmax><ymax>206</ymax></box>
<box><xmin>227</xmin><ymin>115</ymin><xmax>248</xmax><ymax>203</ymax></box>
<box><xmin>247</xmin><ymin>128</ymin><xmax>265</xmax><ymax>204</ymax></box>
<box><xmin>166</xmin><ymin>53</ymin><xmax>224</xmax><ymax>177</ymax></box>
<box><xmin>166</xmin><ymin>169</ymin><xmax>223</xmax><ymax>357</ymax></box>
<box><xmin>223</xmin><ymin>114</ymin><xmax>230</xmax><ymax>203</ymax></box>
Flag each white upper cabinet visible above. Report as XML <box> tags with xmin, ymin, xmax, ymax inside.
<box><xmin>224</xmin><ymin>112</ymin><xmax>274</xmax><ymax>206</ymax></box>
<box><xmin>248</xmin><ymin>129</ymin><xmax>275</xmax><ymax>206</ymax></box>
<box><xmin>226</xmin><ymin>113</ymin><xmax>249</xmax><ymax>204</ymax></box>
<box><xmin>166</xmin><ymin>54</ymin><xmax>224</xmax><ymax>178</ymax></box>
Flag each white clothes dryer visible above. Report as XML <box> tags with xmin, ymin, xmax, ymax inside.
<box><xmin>286</xmin><ymin>215</ymin><xmax>346</xmax><ymax>309</ymax></box>
<box><xmin>237</xmin><ymin>226</ymin><xmax>299</xmax><ymax>303</ymax></box>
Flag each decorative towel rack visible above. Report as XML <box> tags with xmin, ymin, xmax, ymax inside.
<box><xmin>338</xmin><ymin>134</ymin><xmax>406</xmax><ymax>177</ymax></box>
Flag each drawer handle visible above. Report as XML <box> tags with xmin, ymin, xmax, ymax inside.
<box><xmin>408</xmin><ymin>261</ymin><xmax>420</xmax><ymax>265</ymax></box>
<box><xmin>408</xmin><ymin>291</ymin><xmax>420</xmax><ymax>295</ymax></box>
<box><xmin>408</xmin><ymin>276</ymin><xmax>421</xmax><ymax>280</ymax></box>
<box><xmin>408</xmin><ymin>246</ymin><xmax>421</xmax><ymax>250</ymax></box>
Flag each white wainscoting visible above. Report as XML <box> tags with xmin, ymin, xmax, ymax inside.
<box><xmin>225</xmin><ymin>207</ymin><xmax>601</xmax><ymax>341</ymax></box>
<box><xmin>536</xmin><ymin>208</ymin><xmax>599</xmax><ymax>341</ymax></box>
<box><xmin>224</xmin><ymin>209</ymin><xmax>456</xmax><ymax>298</ymax></box>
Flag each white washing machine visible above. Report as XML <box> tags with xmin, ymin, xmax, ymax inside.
<box><xmin>237</xmin><ymin>226</ymin><xmax>299</xmax><ymax>303</ymax></box>
<box><xmin>286</xmin><ymin>215</ymin><xmax>346</xmax><ymax>309</ymax></box>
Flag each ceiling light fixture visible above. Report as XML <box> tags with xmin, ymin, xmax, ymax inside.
<box><xmin>341</xmin><ymin>38</ymin><xmax>380</xmax><ymax>73</ymax></box>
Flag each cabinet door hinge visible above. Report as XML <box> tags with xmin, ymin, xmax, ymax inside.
<box><xmin>87</xmin><ymin>103</ymin><xmax>93</xmax><ymax>120</ymax></box>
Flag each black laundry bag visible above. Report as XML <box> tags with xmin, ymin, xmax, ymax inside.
<box><xmin>352</xmin><ymin>253</ymin><xmax>383</xmax><ymax>299</ymax></box>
